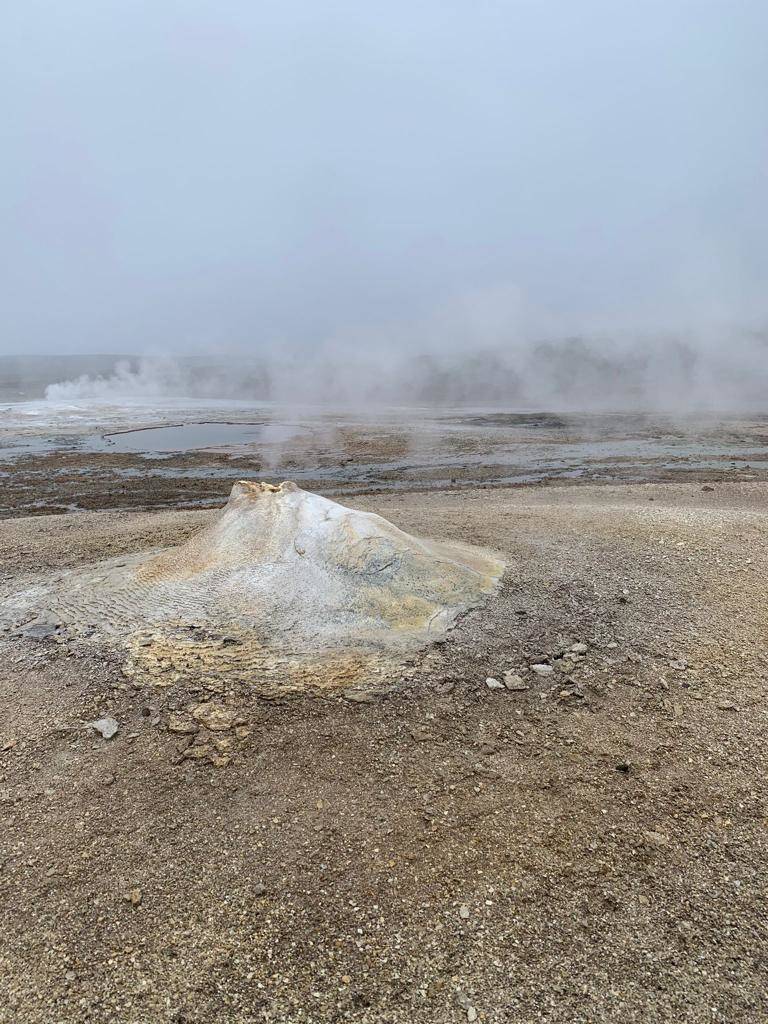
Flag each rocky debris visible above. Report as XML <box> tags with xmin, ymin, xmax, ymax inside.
<box><xmin>124</xmin><ymin>888</ymin><xmax>142</xmax><ymax>906</ymax></box>
<box><xmin>343</xmin><ymin>691</ymin><xmax>374</xmax><ymax>703</ymax></box>
<box><xmin>503</xmin><ymin>672</ymin><xmax>528</xmax><ymax>691</ymax></box>
<box><xmin>643</xmin><ymin>829</ymin><xmax>671</xmax><ymax>848</ymax></box>
<box><xmin>190</xmin><ymin>702</ymin><xmax>239</xmax><ymax>731</ymax></box>
<box><xmin>87</xmin><ymin>716</ymin><xmax>119</xmax><ymax>740</ymax></box>
<box><xmin>179</xmin><ymin>740</ymin><xmax>232</xmax><ymax>769</ymax></box>
<box><xmin>558</xmin><ymin>685</ymin><xmax>584</xmax><ymax>700</ymax></box>
<box><xmin>669</xmin><ymin>658</ymin><xmax>688</xmax><ymax>671</ymax></box>
<box><xmin>702</xmin><ymin>485</ymin><xmax>715</xmax><ymax>492</ymax></box>
<box><xmin>485</xmin><ymin>677</ymin><xmax>504</xmax><ymax>689</ymax></box>
<box><xmin>531</xmin><ymin>664</ymin><xmax>554</xmax><ymax>677</ymax></box>
<box><xmin>459</xmin><ymin>904</ymin><xmax>471</xmax><ymax>920</ymax></box>
<box><xmin>570</xmin><ymin>642</ymin><xmax>589</xmax><ymax>654</ymax></box>
<box><xmin>20</xmin><ymin>621</ymin><xmax>60</xmax><ymax>640</ymax></box>
<box><xmin>167</xmin><ymin>713</ymin><xmax>198</xmax><ymax>735</ymax></box>
<box><xmin>171</xmin><ymin>702</ymin><xmax>252</xmax><ymax>768</ymax></box>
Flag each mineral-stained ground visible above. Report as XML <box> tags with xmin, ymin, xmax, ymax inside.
<box><xmin>1</xmin><ymin>480</ymin><xmax>767</xmax><ymax>1023</ymax></box>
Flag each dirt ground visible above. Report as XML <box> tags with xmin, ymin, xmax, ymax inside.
<box><xmin>1</xmin><ymin>480</ymin><xmax>767</xmax><ymax>1022</ymax></box>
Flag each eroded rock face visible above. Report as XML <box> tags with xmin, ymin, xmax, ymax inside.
<box><xmin>2</xmin><ymin>481</ymin><xmax>504</xmax><ymax>694</ymax></box>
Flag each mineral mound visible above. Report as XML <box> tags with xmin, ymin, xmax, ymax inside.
<box><xmin>3</xmin><ymin>481</ymin><xmax>504</xmax><ymax>695</ymax></box>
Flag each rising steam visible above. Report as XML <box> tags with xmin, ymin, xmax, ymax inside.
<box><xmin>44</xmin><ymin>328</ymin><xmax>768</xmax><ymax>412</ymax></box>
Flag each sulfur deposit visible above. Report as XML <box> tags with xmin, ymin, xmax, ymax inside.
<box><xmin>2</xmin><ymin>481</ymin><xmax>504</xmax><ymax>694</ymax></box>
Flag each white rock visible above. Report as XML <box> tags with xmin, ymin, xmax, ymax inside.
<box><xmin>531</xmin><ymin>664</ymin><xmax>554</xmax><ymax>676</ymax></box>
<box><xmin>87</xmin><ymin>716</ymin><xmax>119</xmax><ymax>740</ymax></box>
<box><xmin>485</xmin><ymin>677</ymin><xmax>504</xmax><ymax>689</ymax></box>
<box><xmin>6</xmin><ymin>482</ymin><xmax>505</xmax><ymax>689</ymax></box>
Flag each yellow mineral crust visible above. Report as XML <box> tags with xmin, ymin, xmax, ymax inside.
<box><xmin>4</xmin><ymin>481</ymin><xmax>505</xmax><ymax>693</ymax></box>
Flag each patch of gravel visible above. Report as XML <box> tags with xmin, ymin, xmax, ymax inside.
<box><xmin>0</xmin><ymin>481</ymin><xmax>767</xmax><ymax>1023</ymax></box>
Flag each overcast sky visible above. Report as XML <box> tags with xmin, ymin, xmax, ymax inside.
<box><xmin>1</xmin><ymin>1</ymin><xmax>766</xmax><ymax>356</ymax></box>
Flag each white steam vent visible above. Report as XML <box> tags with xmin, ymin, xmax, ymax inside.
<box><xmin>4</xmin><ymin>482</ymin><xmax>504</xmax><ymax>695</ymax></box>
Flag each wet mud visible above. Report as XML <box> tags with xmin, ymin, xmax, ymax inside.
<box><xmin>1</xmin><ymin>410</ymin><xmax>767</xmax><ymax>517</ymax></box>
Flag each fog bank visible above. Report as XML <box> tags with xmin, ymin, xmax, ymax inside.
<box><xmin>3</xmin><ymin>2</ymin><xmax>767</xmax><ymax>411</ymax></box>
<box><xmin>45</xmin><ymin>328</ymin><xmax>768</xmax><ymax>412</ymax></box>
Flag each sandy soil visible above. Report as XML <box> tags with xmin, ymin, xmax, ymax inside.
<box><xmin>1</xmin><ymin>481</ymin><xmax>767</xmax><ymax>1022</ymax></box>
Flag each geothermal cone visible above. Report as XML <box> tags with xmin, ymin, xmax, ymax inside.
<box><xmin>2</xmin><ymin>482</ymin><xmax>504</xmax><ymax>694</ymax></box>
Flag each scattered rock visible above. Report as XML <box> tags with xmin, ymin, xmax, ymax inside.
<box><xmin>669</xmin><ymin>658</ymin><xmax>688</xmax><ymax>671</ymax></box>
<box><xmin>459</xmin><ymin>904</ymin><xmax>471</xmax><ymax>920</ymax></box>
<box><xmin>643</xmin><ymin>829</ymin><xmax>670</xmax><ymax>848</ymax></box>
<box><xmin>531</xmin><ymin>664</ymin><xmax>553</xmax><ymax>677</ymax></box>
<box><xmin>502</xmin><ymin>672</ymin><xmax>528</xmax><ymax>691</ymax></box>
<box><xmin>615</xmin><ymin>761</ymin><xmax>632</xmax><ymax>773</ymax></box>
<box><xmin>181</xmin><ymin>743</ymin><xmax>214</xmax><ymax>761</ymax></box>
<box><xmin>485</xmin><ymin>677</ymin><xmax>504</xmax><ymax>689</ymax></box>
<box><xmin>125</xmin><ymin>888</ymin><xmax>142</xmax><ymax>906</ymax></box>
<box><xmin>87</xmin><ymin>717</ymin><xmax>119</xmax><ymax>740</ymax></box>
<box><xmin>570</xmin><ymin>642</ymin><xmax>588</xmax><ymax>654</ymax></box>
<box><xmin>702</xmin><ymin>485</ymin><xmax>715</xmax><ymax>492</ymax></box>
<box><xmin>167</xmin><ymin>714</ymin><xmax>198</xmax><ymax>735</ymax></box>
<box><xmin>467</xmin><ymin>1008</ymin><xmax>478</xmax><ymax>1022</ymax></box>
<box><xmin>190</xmin><ymin>703</ymin><xmax>238</xmax><ymax>731</ymax></box>
<box><xmin>20</xmin><ymin>621</ymin><xmax>59</xmax><ymax>640</ymax></box>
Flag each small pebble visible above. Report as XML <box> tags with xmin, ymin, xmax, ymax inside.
<box><xmin>87</xmin><ymin>717</ymin><xmax>119</xmax><ymax>740</ymax></box>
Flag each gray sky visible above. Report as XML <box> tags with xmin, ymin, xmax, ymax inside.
<box><xmin>1</xmin><ymin>0</ymin><xmax>766</xmax><ymax>357</ymax></box>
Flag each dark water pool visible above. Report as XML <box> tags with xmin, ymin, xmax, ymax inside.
<box><xmin>99</xmin><ymin>421</ymin><xmax>300</xmax><ymax>453</ymax></box>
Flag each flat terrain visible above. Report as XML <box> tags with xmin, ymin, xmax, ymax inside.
<box><xmin>1</xmin><ymin>481</ymin><xmax>767</xmax><ymax>1022</ymax></box>
<box><xmin>2</xmin><ymin>410</ymin><xmax>767</xmax><ymax>516</ymax></box>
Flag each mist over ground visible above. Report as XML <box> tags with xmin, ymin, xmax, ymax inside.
<box><xmin>41</xmin><ymin>331</ymin><xmax>768</xmax><ymax>412</ymax></box>
<box><xmin>2</xmin><ymin>2</ymin><xmax>766</xmax><ymax>410</ymax></box>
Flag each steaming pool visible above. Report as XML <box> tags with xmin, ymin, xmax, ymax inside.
<box><xmin>1</xmin><ymin>401</ymin><xmax>767</xmax><ymax>515</ymax></box>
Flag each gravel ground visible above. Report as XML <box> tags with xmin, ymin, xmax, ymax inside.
<box><xmin>1</xmin><ymin>480</ymin><xmax>767</xmax><ymax>1023</ymax></box>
